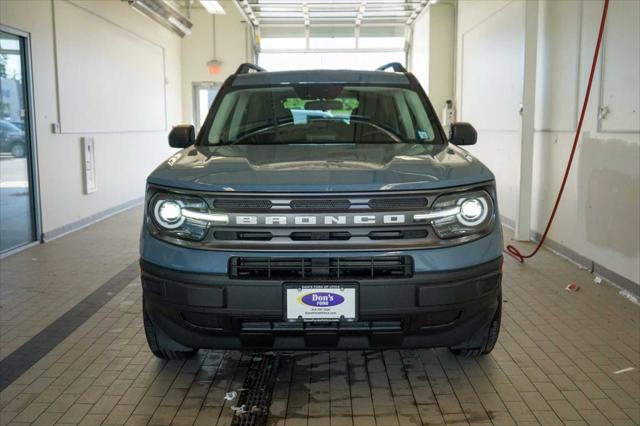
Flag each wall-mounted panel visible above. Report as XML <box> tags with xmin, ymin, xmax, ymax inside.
<box><xmin>54</xmin><ymin>0</ymin><xmax>166</xmax><ymax>133</ymax></box>
<box><xmin>460</xmin><ymin>1</ymin><xmax>523</xmax><ymax>132</ymax></box>
<box><xmin>534</xmin><ymin>0</ymin><xmax>581</xmax><ymax>132</ymax></box>
<box><xmin>599</xmin><ymin>0</ymin><xmax>640</xmax><ymax>133</ymax></box>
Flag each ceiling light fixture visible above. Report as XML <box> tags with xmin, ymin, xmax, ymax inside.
<box><xmin>199</xmin><ymin>0</ymin><xmax>226</xmax><ymax>14</ymax></box>
<box><xmin>127</xmin><ymin>0</ymin><xmax>192</xmax><ymax>37</ymax></box>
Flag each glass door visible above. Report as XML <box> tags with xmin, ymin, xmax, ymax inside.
<box><xmin>0</xmin><ymin>29</ymin><xmax>38</xmax><ymax>254</ymax></box>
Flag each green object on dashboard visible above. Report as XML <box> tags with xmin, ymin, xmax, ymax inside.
<box><xmin>283</xmin><ymin>97</ymin><xmax>359</xmax><ymax>111</ymax></box>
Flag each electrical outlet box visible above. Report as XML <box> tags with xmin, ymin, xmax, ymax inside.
<box><xmin>81</xmin><ymin>137</ymin><xmax>97</xmax><ymax>194</ymax></box>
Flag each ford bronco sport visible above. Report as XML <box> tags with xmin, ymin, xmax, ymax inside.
<box><xmin>140</xmin><ymin>63</ymin><xmax>503</xmax><ymax>359</ymax></box>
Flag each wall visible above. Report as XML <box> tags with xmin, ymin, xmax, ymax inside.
<box><xmin>0</xmin><ymin>0</ymin><xmax>182</xmax><ymax>238</ymax></box>
<box><xmin>410</xmin><ymin>2</ymin><xmax>455</xmax><ymax>116</ymax></box>
<box><xmin>456</xmin><ymin>0</ymin><xmax>523</xmax><ymax>222</ymax></box>
<box><xmin>455</xmin><ymin>0</ymin><xmax>640</xmax><ymax>288</ymax></box>
<box><xmin>411</xmin><ymin>9</ymin><xmax>430</xmax><ymax>89</ymax></box>
<box><xmin>180</xmin><ymin>6</ymin><xmax>250</xmax><ymax>125</ymax></box>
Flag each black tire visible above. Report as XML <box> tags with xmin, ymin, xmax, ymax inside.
<box><xmin>143</xmin><ymin>299</ymin><xmax>197</xmax><ymax>360</ymax></box>
<box><xmin>11</xmin><ymin>143</ymin><xmax>25</xmax><ymax>158</ymax></box>
<box><xmin>449</xmin><ymin>297</ymin><xmax>501</xmax><ymax>357</ymax></box>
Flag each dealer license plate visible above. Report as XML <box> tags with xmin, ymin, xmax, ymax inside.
<box><xmin>286</xmin><ymin>285</ymin><xmax>357</xmax><ymax>322</ymax></box>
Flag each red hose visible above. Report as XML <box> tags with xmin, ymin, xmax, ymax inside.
<box><xmin>505</xmin><ymin>0</ymin><xmax>610</xmax><ymax>263</ymax></box>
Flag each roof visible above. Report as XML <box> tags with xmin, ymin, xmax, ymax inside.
<box><xmin>231</xmin><ymin>69</ymin><xmax>411</xmax><ymax>86</ymax></box>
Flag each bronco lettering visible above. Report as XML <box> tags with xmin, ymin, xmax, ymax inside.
<box><xmin>230</xmin><ymin>214</ymin><xmax>408</xmax><ymax>226</ymax></box>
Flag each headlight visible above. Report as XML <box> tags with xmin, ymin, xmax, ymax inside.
<box><xmin>154</xmin><ymin>200</ymin><xmax>185</xmax><ymax>229</ymax></box>
<box><xmin>458</xmin><ymin>197</ymin><xmax>489</xmax><ymax>226</ymax></box>
<box><xmin>414</xmin><ymin>190</ymin><xmax>494</xmax><ymax>239</ymax></box>
<box><xmin>149</xmin><ymin>193</ymin><xmax>228</xmax><ymax>241</ymax></box>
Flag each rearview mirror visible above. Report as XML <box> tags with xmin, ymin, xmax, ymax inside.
<box><xmin>169</xmin><ymin>125</ymin><xmax>195</xmax><ymax>148</ymax></box>
<box><xmin>449</xmin><ymin>122</ymin><xmax>477</xmax><ymax>146</ymax></box>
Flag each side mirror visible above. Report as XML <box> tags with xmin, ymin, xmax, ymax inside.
<box><xmin>449</xmin><ymin>122</ymin><xmax>477</xmax><ymax>146</ymax></box>
<box><xmin>169</xmin><ymin>125</ymin><xmax>195</xmax><ymax>148</ymax></box>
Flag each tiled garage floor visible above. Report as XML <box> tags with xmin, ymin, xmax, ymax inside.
<box><xmin>0</xmin><ymin>207</ymin><xmax>638</xmax><ymax>425</ymax></box>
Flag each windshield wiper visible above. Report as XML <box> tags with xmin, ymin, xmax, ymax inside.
<box><xmin>313</xmin><ymin>115</ymin><xmax>404</xmax><ymax>142</ymax></box>
<box><xmin>220</xmin><ymin>118</ymin><xmax>294</xmax><ymax>145</ymax></box>
<box><xmin>220</xmin><ymin>115</ymin><xmax>405</xmax><ymax>145</ymax></box>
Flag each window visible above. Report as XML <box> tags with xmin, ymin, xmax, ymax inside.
<box><xmin>260</xmin><ymin>37</ymin><xmax>306</xmax><ymax>50</ymax></box>
<box><xmin>308</xmin><ymin>37</ymin><xmax>356</xmax><ymax>49</ymax></box>
<box><xmin>258</xmin><ymin>51</ymin><xmax>405</xmax><ymax>71</ymax></box>
<box><xmin>358</xmin><ymin>37</ymin><xmax>405</xmax><ymax>49</ymax></box>
<box><xmin>205</xmin><ymin>85</ymin><xmax>439</xmax><ymax>146</ymax></box>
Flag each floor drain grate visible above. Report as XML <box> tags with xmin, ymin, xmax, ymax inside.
<box><xmin>230</xmin><ymin>353</ymin><xmax>280</xmax><ymax>426</ymax></box>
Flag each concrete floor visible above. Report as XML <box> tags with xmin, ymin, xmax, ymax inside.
<box><xmin>0</xmin><ymin>207</ymin><xmax>638</xmax><ymax>425</ymax></box>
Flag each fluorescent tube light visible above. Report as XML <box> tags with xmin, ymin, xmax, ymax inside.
<box><xmin>127</xmin><ymin>0</ymin><xmax>193</xmax><ymax>37</ymax></box>
<box><xmin>199</xmin><ymin>0</ymin><xmax>226</xmax><ymax>14</ymax></box>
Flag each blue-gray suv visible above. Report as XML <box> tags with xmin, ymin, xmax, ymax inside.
<box><xmin>140</xmin><ymin>63</ymin><xmax>503</xmax><ymax>359</ymax></box>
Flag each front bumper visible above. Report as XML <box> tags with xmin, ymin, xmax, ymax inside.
<box><xmin>141</xmin><ymin>256</ymin><xmax>502</xmax><ymax>350</ymax></box>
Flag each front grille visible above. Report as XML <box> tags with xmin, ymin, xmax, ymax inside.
<box><xmin>229</xmin><ymin>256</ymin><xmax>413</xmax><ymax>280</ymax></box>
<box><xmin>213</xmin><ymin>198</ymin><xmax>272</xmax><ymax>211</ymax></box>
<box><xmin>290</xmin><ymin>199</ymin><xmax>351</xmax><ymax>210</ymax></box>
<box><xmin>290</xmin><ymin>231</ymin><xmax>351</xmax><ymax>241</ymax></box>
<box><xmin>368</xmin><ymin>197</ymin><xmax>428</xmax><ymax>209</ymax></box>
<box><xmin>214</xmin><ymin>231</ymin><xmax>273</xmax><ymax>241</ymax></box>
<box><xmin>149</xmin><ymin>184</ymin><xmax>494</xmax><ymax>251</ymax></box>
<box><xmin>213</xmin><ymin>229</ymin><xmax>428</xmax><ymax>242</ymax></box>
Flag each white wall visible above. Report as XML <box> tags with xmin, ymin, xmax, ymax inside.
<box><xmin>180</xmin><ymin>6</ymin><xmax>250</xmax><ymax>125</ymax></box>
<box><xmin>410</xmin><ymin>2</ymin><xmax>455</xmax><ymax>115</ymax></box>
<box><xmin>410</xmin><ymin>10</ymin><xmax>430</xmax><ymax>88</ymax></box>
<box><xmin>0</xmin><ymin>0</ymin><xmax>182</xmax><ymax>237</ymax></box>
<box><xmin>456</xmin><ymin>0</ymin><xmax>523</xmax><ymax>221</ymax></box>
<box><xmin>455</xmin><ymin>0</ymin><xmax>640</xmax><ymax>286</ymax></box>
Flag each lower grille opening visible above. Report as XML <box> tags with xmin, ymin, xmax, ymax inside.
<box><xmin>290</xmin><ymin>231</ymin><xmax>351</xmax><ymax>241</ymax></box>
<box><xmin>229</xmin><ymin>256</ymin><xmax>413</xmax><ymax>280</ymax></box>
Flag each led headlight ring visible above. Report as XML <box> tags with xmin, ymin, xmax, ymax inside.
<box><xmin>154</xmin><ymin>199</ymin><xmax>185</xmax><ymax>229</ymax></box>
<box><xmin>456</xmin><ymin>197</ymin><xmax>489</xmax><ymax>227</ymax></box>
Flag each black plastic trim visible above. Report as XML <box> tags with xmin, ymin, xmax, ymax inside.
<box><xmin>140</xmin><ymin>256</ymin><xmax>502</xmax><ymax>287</ymax></box>
<box><xmin>235</xmin><ymin>63</ymin><xmax>266</xmax><ymax>74</ymax></box>
<box><xmin>140</xmin><ymin>257</ymin><xmax>503</xmax><ymax>350</ymax></box>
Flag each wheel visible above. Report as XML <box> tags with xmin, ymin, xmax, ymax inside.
<box><xmin>449</xmin><ymin>297</ymin><xmax>501</xmax><ymax>357</ymax></box>
<box><xmin>11</xmin><ymin>143</ymin><xmax>25</xmax><ymax>158</ymax></box>
<box><xmin>143</xmin><ymin>298</ymin><xmax>198</xmax><ymax>360</ymax></box>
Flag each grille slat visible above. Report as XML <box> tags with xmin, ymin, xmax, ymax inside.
<box><xmin>211</xmin><ymin>196</ymin><xmax>428</xmax><ymax>212</ymax></box>
<box><xmin>290</xmin><ymin>199</ymin><xmax>351</xmax><ymax>210</ymax></box>
<box><xmin>229</xmin><ymin>256</ymin><xmax>413</xmax><ymax>280</ymax></box>
<box><xmin>213</xmin><ymin>199</ymin><xmax>272</xmax><ymax>211</ymax></box>
<box><xmin>368</xmin><ymin>197</ymin><xmax>428</xmax><ymax>209</ymax></box>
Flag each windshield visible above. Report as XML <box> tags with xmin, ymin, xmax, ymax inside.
<box><xmin>205</xmin><ymin>85</ymin><xmax>441</xmax><ymax>145</ymax></box>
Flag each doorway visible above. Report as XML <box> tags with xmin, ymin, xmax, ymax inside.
<box><xmin>192</xmin><ymin>82</ymin><xmax>220</xmax><ymax>131</ymax></box>
<box><xmin>0</xmin><ymin>28</ymin><xmax>40</xmax><ymax>254</ymax></box>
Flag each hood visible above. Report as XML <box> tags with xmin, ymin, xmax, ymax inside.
<box><xmin>147</xmin><ymin>143</ymin><xmax>494</xmax><ymax>192</ymax></box>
